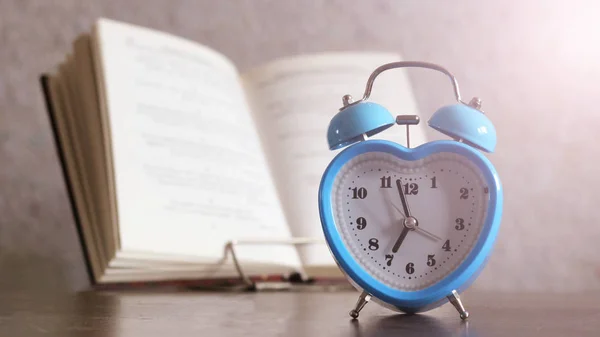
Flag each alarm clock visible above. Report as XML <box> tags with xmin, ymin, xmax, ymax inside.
<box><xmin>318</xmin><ymin>61</ymin><xmax>502</xmax><ymax>320</ymax></box>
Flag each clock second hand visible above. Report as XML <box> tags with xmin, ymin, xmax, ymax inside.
<box><xmin>414</xmin><ymin>224</ymin><xmax>442</xmax><ymax>242</ymax></box>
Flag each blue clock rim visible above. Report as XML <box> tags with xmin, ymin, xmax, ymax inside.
<box><xmin>318</xmin><ymin>139</ymin><xmax>503</xmax><ymax>311</ymax></box>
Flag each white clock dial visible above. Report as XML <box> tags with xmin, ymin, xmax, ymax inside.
<box><xmin>332</xmin><ymin>151</ymin><xmax>489</xmax><ymax>291</ymax></box>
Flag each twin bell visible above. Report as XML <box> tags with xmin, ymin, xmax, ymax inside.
<box><xmin>326</xmin><ymin>95</ymin><xmax>497</xmax><ymax>153</ymax></box>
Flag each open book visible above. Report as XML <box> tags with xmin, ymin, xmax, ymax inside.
<box><xmin>41</xmin><ymin>18</ymin><xmax>427</xmax><ymax>285</ymax></box>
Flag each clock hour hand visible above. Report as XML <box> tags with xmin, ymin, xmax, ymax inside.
<box><xmin>391</xmin><ymin>226</ymin><xmax>410</xmax><ymax>253</ymax></box>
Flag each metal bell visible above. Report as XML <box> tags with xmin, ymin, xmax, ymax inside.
<box><xmin>327</xmin><ymin>101</ymin><xmax>395</xmax><ymax>150</ymax></box>
<box><xmin>428</xmin><ymin>102</ymin><xmax>497</xmax><ymax>153</ymax></box>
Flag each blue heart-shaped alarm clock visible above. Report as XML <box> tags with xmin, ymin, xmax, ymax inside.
<box><xmin>318</xmin><ymin>62</ymin><xmax>503</xmax><ymax>320</ymax></box>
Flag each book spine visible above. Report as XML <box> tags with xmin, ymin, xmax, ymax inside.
<box><xmin>39</xmin><ymin>75</ymin><xmax>95</xmax><ymax>285</ymax></box>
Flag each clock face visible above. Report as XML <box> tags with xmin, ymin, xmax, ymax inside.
<box><xmin>331</xmin><ymin>151</ymin><xmax>489</xmax><ymax>291</ymax></box>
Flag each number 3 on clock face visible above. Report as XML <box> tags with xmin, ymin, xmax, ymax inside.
<box><xmin>319</xmin><ymin>140</ymin><xmax>502</xmax><ymax>313</ymax></box>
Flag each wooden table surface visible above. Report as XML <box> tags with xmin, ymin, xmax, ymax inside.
<box><xmin>1</xmin><ymin>288</ymin><xmax>599</xmax><ymax>336</ymax></box>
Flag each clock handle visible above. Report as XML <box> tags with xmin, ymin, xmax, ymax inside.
<box><xmin>351</xmin><ymin>60</ymin><xmax>497</xmax><ymax>153</ymax></box>
<box><xmin>359</xmin><ymin>61</ymin><xmax>466</xmax><ymax>104</ymax></box>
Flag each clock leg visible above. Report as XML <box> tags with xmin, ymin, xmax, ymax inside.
<box><xmin>349</xmin><ymin>291</ymin><xmax>371</xmax><ymax>319</ymax></box>
<box><xmin>447</xmin><ymin>290</ymin><xmax>469</xmax><ymax>320</ymax></box>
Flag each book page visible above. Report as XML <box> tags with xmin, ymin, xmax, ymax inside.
<box><xmin>242</xmin><ymin>52</ymin><xmax>427</xmax><ymax>270</ymax></box>
<box><xmin>72</xmin><ymin>35</ymin><xmax>119</xmax><ymax>260</ymax></box>
<box><xmin>91</xmin><ymin>18</ymin><xmax>300</xmax><ymax>268</ymax></box>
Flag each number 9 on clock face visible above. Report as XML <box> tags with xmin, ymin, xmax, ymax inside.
<box><xmin>331</xmin><ymin>150</ymin><xmax>489</xmax><ymax>291</ymax></box>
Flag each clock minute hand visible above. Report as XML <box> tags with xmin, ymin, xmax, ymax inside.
<box><xmin>396</xmin><ymin>179</ymin><xmax>411</xmax><ymax>217</ymax></box>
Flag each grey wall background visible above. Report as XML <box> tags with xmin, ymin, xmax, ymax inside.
<box><xmin>1</xmin><ymin>0</ymin><xmax>600</xmax><ymax>293</ymax></box>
